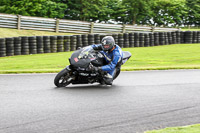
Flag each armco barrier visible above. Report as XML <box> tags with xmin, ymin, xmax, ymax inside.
<box><xmin>0</xmin><ymin>31</ymin><xmax>199</xmax><ymax>57</ymax></box>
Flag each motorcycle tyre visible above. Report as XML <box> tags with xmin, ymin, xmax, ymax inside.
<box><xmin>54</xmin><ymin>68</ymin><xmax>71</xmax><ymax>87</ymax></box>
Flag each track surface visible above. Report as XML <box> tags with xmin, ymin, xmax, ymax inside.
<box><xmin>0</xmin><ymin>70</ymin><xmax>200</xmax><ymax>133</ymax></box>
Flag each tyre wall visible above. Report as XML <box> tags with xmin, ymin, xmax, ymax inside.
<box><xmin>0</xmin><ymin>31</ymin><xmax>199</xmax><ymax>57</ymax></box>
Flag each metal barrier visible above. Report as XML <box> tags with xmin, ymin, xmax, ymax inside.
<box><xmin>0</xmin><ymin>13</ymin><xmax>180</xmax><ymax>34</ymax></box>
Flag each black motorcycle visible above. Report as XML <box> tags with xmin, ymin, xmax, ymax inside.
<box><xmin>54</xmin><ymin>46</ymin><xmax>131</xmax><ymax>87</ymax></box>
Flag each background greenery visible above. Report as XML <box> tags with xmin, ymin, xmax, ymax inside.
<box><xmin>0</xmin><ymin>0</ymin><xmax>199</xmax><ymax>26</ymax></box>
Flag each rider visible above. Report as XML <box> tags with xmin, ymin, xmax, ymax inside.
<box><xmin>91</xmin><ymin>36</ymin><xmax>123</xmax><ymax>85</ymax></box>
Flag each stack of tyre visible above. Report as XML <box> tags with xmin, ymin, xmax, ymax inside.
<box><xmin>167</xmin><ymin>32</ymin><xmax>173</xmax><ymax>44</ymax></box>
<box><xmin>154</xmin><ymin>32</ymin><xmax>159</xmax><ymax>46</ymax></box>
<box><xmin>76</xmin><ymin>35</ymin><xmax>82</xmax><ymax>49</ymax></box>
<box><xmin>57</xmin><ymin>36</ymin><xmax>64</xmax><ymax>52</ymax></box>
<box><xmin>149</xmin><ymin>33</ymin><xmax>154</xmax><ymax>46</ymax></box>
<box><xmin>192</xmin><ymin>31</ymin><xmax>198</xmax><ymax>43</ymax></box>
<box><xmin>144</xmin><ymin>33</ymin><xmax>150</xmax><ymax>47</ymax></box>
<box><xmin>184</xmin><ymin>31</ymin><xmax>193</xmax><ymax>44</ymax></box>
<box><xmin>118</xmin><ymin>33</ymin><xmax>124</xmax><ymax>48</ymax></box>
<box><xmin>82</xmin><ymin>34</ymin><xmax>88</xmax><ymax>47</ymax></box>
<box><xmin>197</xmin><ymin>31</ymin><xmax>200</xmax><ymax>43</ymax></box>
<box><xmin>94</xmin><ymin>34</ymin><xmax>101</xmax><ymax>44</ymax></box>
<box><xmin>128</xmin><ymin>33</ymin><xmax>134</xmax><ymax>47</ymax></box>
<box><xmin>70</xmin><ymin>36</ymin><xmax>77</xmax><ymax>51</ymax></box>
<box><xmin>6</xmin><ymin>38</ymin><xmax>14</xmax><ymax>56</ymax></box>
<box><xmin>36</xmin><ymin>36</ymin><xmax>44</xmax><ymax>54</ymax></box>
<box><xmin>0</xmin><ymin>38</ymin><xmax>6</xmax><ymax>57</ymax></box>
<box><xmin>50</xmin><ymin>36</ymin><xmax>57</xmax><ymax>53</ymax></box>
<box><xmin>21</xmin><ymin>37</ymin><xmax>29</xmax><ymax>55</ymax></box>
<box><xmin>14</xmin><ymin>37</ymin><xmax>21</xmax><ymax>55</ymax></box>
<box><xmin>123</xmin><ymin>33</ymin><xmax>129</xmax><ymax>48</ymax></box>
<box><xmin>29</xmin><ymin>36</ymin><xmax>37</xmax><ymax>54</ymax></box>
<box><xmin>134</xmin><ymin>33</ymin><xmax>139</xmax><ymax>47</ymax></box>
<box><xmin>64</xmin><ymin>36</ymin><xmax>70</xmax><ymax>51</ymax></box>
<box><xmin>43</xmin><ymin>36</ymin><xmax>51</xmax><ymax>53</ymax></box>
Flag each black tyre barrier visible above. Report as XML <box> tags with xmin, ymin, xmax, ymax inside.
<box><xmin>128</xmin><ymin>33</ymin><xmax>134</xmax><ymax>47</ymax></box>
<box><xmin>82</xmin><ymin>34</ymin><xmax>88</xmax><ymax>47</ymax></box>
<box><xmin>167</xmin><ymin>32</ymin><xmax>173</xmax><ymax>44</ymax></box>
<box><xmin>171</xmin><ymin>32</ymin><xmax>177</xmax><ymax>44</ymax></box>
<box><xmin>193</xmin><ymin>31</ymin><xmax>198</xmax><ymax>43</ymax></box>
<box><xmin>164</xmin><ymin>32</ymin><xmax>169</xmax><ymax>45</ymax></box>
<box><xmin>100</xmin><ymin>34</ymin><xmax>106</xmax><ymax>42</ymax></box>
<box><xmin>88</xmin><ymin>34</ymin><xmax>95</xmax><ymax>45</ymax></box>
<box><xmin>185</xmin><ymin>31</ymin><xmax>193</xmax><ymax>44</ymax></box>
<box><xmin>154</xmin><ymin>32</ymin><xmax>159</xmax><ymax>46</ymax></box>
<box><xmin>123</xmin><ymin>33</ymin><xmax>129</xmax><ymax>48</ymax></box>
<box><xmin>144</xmin><ymin>33</ymin><xmax>150</xmax><ymax>47</ymax></box>
<box><xmin>21</xmin><ymin>36</ymin><xmax>29</xmax><ymax>55</ymax></box>
<box><xmin>159</xmin><ymin>32</ymin><xmax>165</xmax><ymax>45</ymax></box>
<box><xmin>28</xmin><ymin>36</ymin><xmax>37</xmax><ymax>54</ymax></box>
<box><xmin>5</xmin><ymin>38</ymin><xmax>14</xmax><ymax>56</ymax></box>
<box><xmin>57</xmin><ymin>36</ymin><xmax>64</xmax><ymax>52</ymax></box>
<box><xmin>50</xmin><ymin>36</ymin><xmax>57</xmax><ymax>53</ymax></box>
<box><xmin>180</xmin><ymin>31</ymin><xmax>185</xmax><ymax>43</ymax></box>
<box><xmin>176</xmin><ymin>31</ymin><xmax>181</xmax><ymax>44</ymax></box>
<box><xmin>43</xmin><ymin>36</ymin><xmax>51</xmax><ymax>53</ymax></box>
<box><xmin>76</xmin><ymin>35</ymin><xmax>82</xmax><ymax>49</ymax></box>
<box><xmin>70</xmin><ymin>36</ymin><xmax>77</xmax><ymax>51</ymax></box>
<box><xmin>64</xmin><ymin>36</ymin><xmax>70</xmax><ymax>52</ymax></box>
<box><xmin>139</xmin><ymin>33</ymin><xmax>144</xmax><ymax>47</ymax></box>
<box><xmin>94</xmin><ymin>34</ymin><xmax>101</xmax><ymax>44</ymax></box>
<box><xmin>112</xmin><ymin>34</ymin><xmax>118</xmax><ymax>45</ymax></box>
<box><xmin>0</xmin><ymin>38</ymin><xmax>6</xmax><ymax>57</ymax></box>
<box><xmin>134</xmin><ymin>32</ymin><xmax>140</xmax><ymax>47</ymax></box>
<box><xmin>118</xmin><ymin>33</ymin><xmax>124</xmax><ymax>48</ymax></box>
<box><xmin>14</xmin><ymin>37</ymin><xmax>21</xmax><ymax>55</ymax></box>
<box><xmin>149</xmin><ymin>33</ymin><xmax>154</xmax><ymax>46</ymax></box>
<box><xmin>1</xmin><ymin>31</ymin><xmax>200</xmax><ymax>58</ymax></box>
<box><xmin>197</xmin><ymin>31</ymin><xmax>200</xmax><ymax>43</ymax></box>
<box><xmin>36</xmin><ymin>36</ymin><xmax>44</xmax><ymax>54</ymax></box>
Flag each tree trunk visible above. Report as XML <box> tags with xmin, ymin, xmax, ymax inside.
<box><xmin>132</xmin><ymin>15</ymin><xmax>136</xmax><ymax>25</ymax></box>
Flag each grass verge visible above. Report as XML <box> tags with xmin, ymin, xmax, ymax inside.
<box><xmin>0</xmin><ymin>28</ymin><xmax>76</xmax><ymax>38</ymax></box>
<box><xmin>145</xmin><ymin>124</ymin><xmax>200</xmax><ymax>133</ymax></box>
<box><xmin>0</xmin><ymin>43</ymin><xmax>200</xmax><ymax>74</ymax></box>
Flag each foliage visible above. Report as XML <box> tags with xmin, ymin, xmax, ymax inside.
<box><xmin>121</xmin><ymin>0</ymin><xmax>153</xmax><ymax>24</ymax></box>
<box><xmin>150</xmin><ymin>0</ymin><xmax>188</xmax><ymax>26</ymax></box>
<box><xmin>0</xmin><ymin>0</ymin><xmax>67</xmax><ymax>18</ymax></box>
<box><xmin>185</xmin><ymin>0</ymin><xmax>200</xmax><ymax>26</ymax></box>
<box><xmin>0</xmin><ymin>0</ymin><xmax>199</xmax><ymax>26</ymax></box>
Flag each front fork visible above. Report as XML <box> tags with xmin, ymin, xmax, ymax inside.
<box><xmin>65</xmin><ymin>65</ymin><xmax>76</xmax><ymax>82</ymax></box>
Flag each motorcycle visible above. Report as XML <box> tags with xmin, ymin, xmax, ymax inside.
<box><xmin>54</xmin><ymin>46</ymin><xmax>131</xmax><ymax>87</ymax></box>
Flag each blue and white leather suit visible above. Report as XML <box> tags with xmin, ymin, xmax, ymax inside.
<box><xmin>91</xmin><ymin>44</ymin><xmax>123</xmax><ymax>77</ymax></box>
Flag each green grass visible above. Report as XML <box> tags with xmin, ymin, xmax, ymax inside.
<box><xmin>0</xmin><ymin>43</ymin><xmax>200</xmax><ymax>73</ymax></box>
<box><xmin>181</xmin><ymin>28</ymin><xmax>200</xmax><ymax>31</ymax></box>
<box><xmin>0</xmin><ymin>28</ymin><xmax>76</xmax><ymax>38</ymax></box>
<box><xmin>145</xmin><ymin>124</ymin><xmax>200</xmax><ymax>133</ymax></box>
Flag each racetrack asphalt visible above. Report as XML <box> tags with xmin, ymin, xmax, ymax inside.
<box><xmin>0</xmin><ymin>70</ymin><xmax>200</xmax><ymax>133</ymax></box>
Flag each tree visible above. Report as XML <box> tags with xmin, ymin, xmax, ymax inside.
<box><xmin>0</xmin><ymin>0</ymin><xmax>67</xmax><ymax>18</ymax></box>
<box><xmin>65</xmin><ymin>0</ymin><xmax>105</xmax><ymax>22</ymax></box>
<box><xmin>150</xmin><ymin>0</ymin><xmax>188</xmax><ymax>26</ymax></box>
<box><xmin>185</xmin><ymin>0</ymin><xmax>200</xmax><ymax>26</ymax></box>
<box><xmin>121</xmin><ymin>0</ymin><xmax>153</xmax><ymax>25</ymax></box>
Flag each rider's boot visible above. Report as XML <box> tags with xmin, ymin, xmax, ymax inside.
<box><xmin>103</xmin><ymin>73</ymin><xmax>113</xmax><ymax>85</ymax></box>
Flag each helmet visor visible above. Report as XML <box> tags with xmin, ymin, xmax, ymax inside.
<box><xmin>103</xmin><ymin>45</ymin><xmax>110</xmax><ymax>49</ymax></box>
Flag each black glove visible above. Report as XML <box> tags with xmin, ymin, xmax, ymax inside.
<box><xmin>90</xmin><ymin>66</ymin><xmax>101</xmax><ymax>72</ymax></box>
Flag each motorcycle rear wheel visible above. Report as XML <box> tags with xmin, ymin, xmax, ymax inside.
<box><xmin>54</xmin><ymin>68</ymin><xmax>72</xmax><ymax>87</ymax></box>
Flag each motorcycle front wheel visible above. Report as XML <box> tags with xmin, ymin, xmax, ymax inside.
<box><xmin>54</xmin><ymin>68</ymin><xmax>72</xmax><ymax>87</ymax></box>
